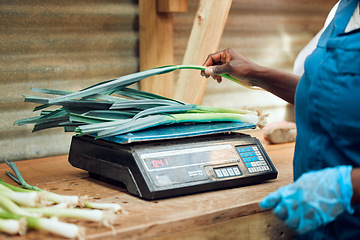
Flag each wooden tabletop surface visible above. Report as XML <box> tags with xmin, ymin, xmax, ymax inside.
<box><xmin>0</xmin><ymin>130</ymin><xmax>296</xmax><ymax>240</ymax></box>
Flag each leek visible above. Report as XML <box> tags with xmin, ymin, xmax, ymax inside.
<box><xmin>45</xmin><ymin>65</ymin><xmax>248</xmax><ymax>104</ymax></box>
<box><xmin>15</xmin><ymin>65</ymin><xmax>268</xmax><ymax>137</ymax></box>
<box><xmin>92</xmin><ymin>112</ymin><xmax>263</xmax><ymax>138</ymax></box>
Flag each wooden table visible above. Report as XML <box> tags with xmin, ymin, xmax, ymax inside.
<box><xmin>0</xmin><ymin>130</ymin><xmax>297</xmax><ymax>240</ymax></box>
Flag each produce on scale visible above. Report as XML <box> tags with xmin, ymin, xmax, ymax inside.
<box><xmin>0</xmin><ymin>160</ymin><xmax>123</xmax><ymax>238</ymax></box>
<box><xmin>15</xmin><ymin>65</ymin><xmax>268</xmax><ymax>137</ymax></box>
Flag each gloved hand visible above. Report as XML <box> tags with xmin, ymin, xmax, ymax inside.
<box><xmin>260</xmin><ymin>165</ymin><xmax>354</xmax><ymax>234</ymax></box>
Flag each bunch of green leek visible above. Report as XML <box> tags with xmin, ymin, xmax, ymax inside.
<box><xmin>0</xmin><ymin>160</ymin><xmax>123</xmax><ymax>238</ymax></box>
<box><xmin>15</xmin><ymin>65</ymin><xmax>267</xmax><ymax>138</ymax></box>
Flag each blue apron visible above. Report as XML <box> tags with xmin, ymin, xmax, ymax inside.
<box><xmin>294</xmin><ymin>0</ymin><xmax>360</xmax><ymax>239</ymax></box>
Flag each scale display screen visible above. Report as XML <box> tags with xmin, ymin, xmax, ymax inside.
<box><xmin>138</xmin><ymin>144</ymin><xmax>240</xmax><ymax>187</ymax></box>
<box><xmin>140</xmin><ymin>144</ymin><xmax>239</xmax><ymax>171</ymax></box>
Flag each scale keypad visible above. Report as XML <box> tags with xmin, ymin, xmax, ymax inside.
<box><xmin>236</xmin><ymin>145</ymin><xmax>270</xmax><ymax>173</ymax></box>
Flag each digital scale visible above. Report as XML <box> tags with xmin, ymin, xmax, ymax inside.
<box><xmin>68</xmin><ymin>122</ymin><xmax>277</xmax><ymax>200</ymax></box>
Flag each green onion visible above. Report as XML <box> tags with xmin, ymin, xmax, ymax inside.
<box><xmin>0</xmin><ymin>210</ymin><xmax>82</xmax><ymax>238</ymax></box>
<box><xmin>0</xmin><ymin>185</ymin><xmax>39</xmax><ymax>207</ymax></box>
<box><xmin>22</xmin><ymin>207</ymin><xmax>106</xmax><ymax>222</ymax></box>
<box><xmin>27</xmin><ymin>217</ymin><xmax>82</xmax><ymax>239</ymax></box>
<box><xmin>0</xmin><ymin>160</ymin><xmax>123</xmax><ymax>237</ymax></box>
<box><xmin>0</xmin><ymin>195</ymin><xmax>34</xmax><ymax>216</ymax></box>
<box><xmin>83</xmin><ymin>202</ymin><xmax>123</xmax><ymax>212</ymax></box>
<box><xmin>0</xmin><ymin>218</ymin><xmax>25</xmax><ymax>235</ymax></box>
<box><xmin>5</xmin><ymin>159</ymin><xmax>123</xmax><ymax>211</ymax></box>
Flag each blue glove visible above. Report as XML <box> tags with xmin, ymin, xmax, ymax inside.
<box><xmin>260</xmin><ymin>165</ymin><xmax>354</xmax><ymax>234</ymax></box>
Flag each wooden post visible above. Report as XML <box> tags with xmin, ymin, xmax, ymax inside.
<box><xmin>139</xmin><ymin>0</ymin><xmax>187</xmax><ymax>98</ymax></box>
<box><xmin>174</xmin><ymin>0</ymin><xmax>232</xmax><ymax>104</ymax></box>
<box><xmin>157</xmin><ymin>0</ymin><xmax>188</xmax><ymax>13</ymax></box>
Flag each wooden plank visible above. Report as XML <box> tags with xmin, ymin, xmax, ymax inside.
<box><xmin>139</xmin><ymin>0</ymin><xmax>175</xmax><ymax>98</ymax></box>
<box><xmin>151</xmin><ymin>211</ymin><xmax>296</xmax><ymax>240</ymax></box>
<box><xmin>0</xmin><ymin>130</ymin><xmax>295</xmax><ymax>239</ymax></box>
<box><xmin>174</xmin><ymin>0</ymin><xmax>232</xmax><ymax>104</ymax></box>
<box><xmin>157</xmin><ymin>0</ymin><xmax>188</xmax><ymax>13</ymax></box>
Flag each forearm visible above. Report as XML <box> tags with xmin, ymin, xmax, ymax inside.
<box><xmin>202</xmin><ymin>48</ymin><xmax>300</xmax><ymax>104</ymax></box>
<box><xmin>249</xmin><ymin>65</ymin><xmax>300</xmax><ymax>104</ymax></box>
<box><xmin>351</xmin><ymin>168</ymin><xmax>360</xmax><ymax>205</ymax></box>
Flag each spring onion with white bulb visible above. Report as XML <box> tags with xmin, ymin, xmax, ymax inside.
<box><xmin>0</xmin><ymin>218</ymin><xmax>25</xmax><ymax>235</ymax></box>
<box><xmin>0</xmin><ymin>160</ymin><xmax>123</xmax><ymax>238</ymax></box>
<box><xmin>0</xmin><ymin>210</ymin><xmax>83</xmax><ymax>239</ymax></box>
<box><xmin>15</xmin><ymin>65</ymin><xmax>268</xmax><ymax>137</ymax></box>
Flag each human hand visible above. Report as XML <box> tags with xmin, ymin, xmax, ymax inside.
<box><xmin>260</xmin><ymin>165</ymin><xmax>354</xmax><ymax>234</ymax></box>
<box><xmin>201</xmin><ymin>48</ymin><xmax>260</xmax><ymax>86</ymax></box>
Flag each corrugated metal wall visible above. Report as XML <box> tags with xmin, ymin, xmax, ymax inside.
<box><xmin>1</xmin><ymin>0</ymin><xmax>338</xmax><ymax>161</ymax></box>
<box><xmin>1</xmin><ymin>0</ymin><xmax>139</xmax><ymax>161</ymax></box>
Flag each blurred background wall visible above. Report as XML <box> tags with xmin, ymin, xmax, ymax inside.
<box><xmin>0</xmin><ymin>0</ymin><xmax>338</xmax><ymax>161</ymax></box>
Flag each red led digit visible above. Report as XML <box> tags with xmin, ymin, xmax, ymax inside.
<box><xmin>165</xmin><ymin>159</ymin><xmax>169</xmax><ymax>166</ymax></box>
<box><xmin>157</xmin><ymin>160</ymin><xmax>163</xmax><ymax>167</ymax></box>
<box><xmin>152</xmin><ymin>160</ymin><xmax>159</xmax><ymax>168</ymax></box>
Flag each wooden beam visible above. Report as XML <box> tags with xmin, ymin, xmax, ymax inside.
<box><xmin>174</xmin><ymin>0</ymin><xmax>232</xmax><ymax>104</ymax></box>
<box><xmin>139</xmin><ymin>0</ymin><xmax>179</xmax><ymax>98</ymax></box>
<box><xmin>139</xmin><ymin>0</ymin><xmax>188</xmax><ymax>98</ymax></box>
<box><xmin>157</xmin><ymin>0</ymin><xmax>188</xmax><ymax>13</ymax></box>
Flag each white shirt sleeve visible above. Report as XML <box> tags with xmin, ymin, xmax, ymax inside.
<box><xmin>345</xmin><ymin>1</ymin><xmax>360</xmax><ymax>33</ymax></box>
<box><xmin>292</xmin><ymin>1</ymin><xmax>340</xmax><ymax>76</ymax></box>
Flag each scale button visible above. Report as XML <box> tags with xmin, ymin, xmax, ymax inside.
<box><xmin>221</xmin><ymin>169</ymin><xmax>230</xmax><ymax>177</ymax></box>
<box><xmin>155</xmin><ymin>174</ymin><xmax>172</xmax><ymax>186</ymax></box>
<box><xmin>237</xmin><ymin>148</ymin><xmax>245</xmax><ymax>153</ymax></box>
<box><xmin>232</xmin><ymin>167</ymin><xmax>241</xmax><ymax>176</ymax></box>
<box><xmin>227</xmin><ymin>168</ymin><xmax>235</xmax><ymax>176</ymax></box>
<box><xmin>246</xmin><ymin>147</ymin><xmax>253</xmax><ymax>152</ymax></box>
<box><xmin>214</xmin><ymin>169</ymin><xmax>224</xmax><ymax>178</ymax></box>
<box><xmin>240</xmin><ymin>152</ymin><xmax>248</xmax><ymax>157</ymax></box>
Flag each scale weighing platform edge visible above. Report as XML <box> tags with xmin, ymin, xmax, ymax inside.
<box><xmin>68</xmin><ymin>122</ymin><xmax>277</xmax><ymax>200</ymax></box>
